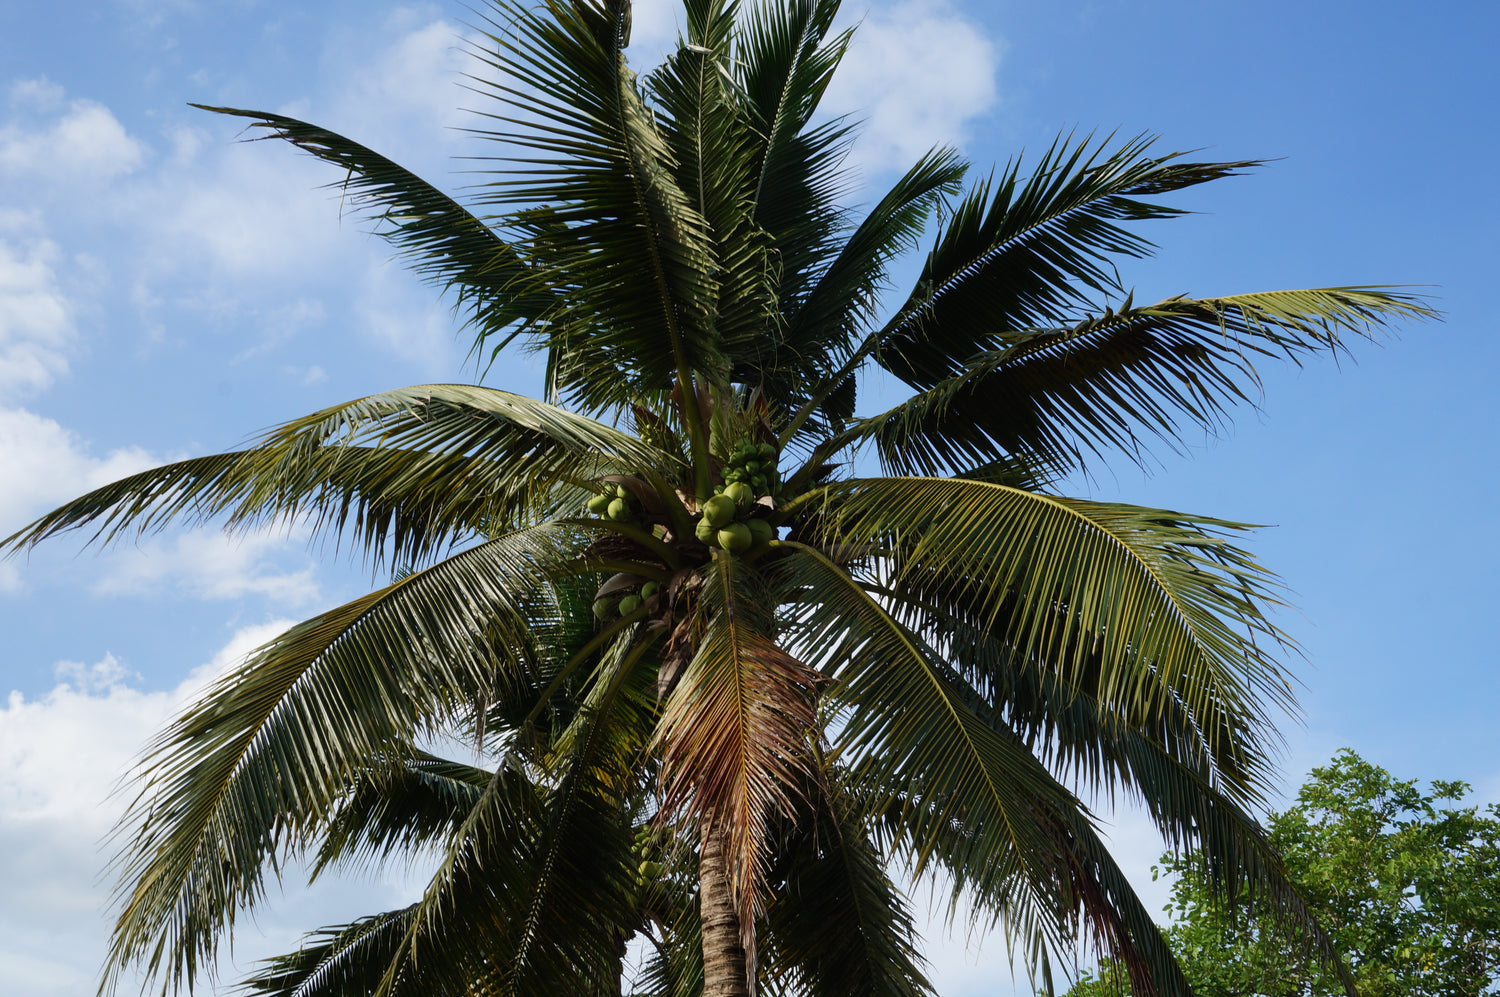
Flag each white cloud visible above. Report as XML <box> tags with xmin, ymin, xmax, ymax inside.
<box><xmin>91</xmin><ymin>528</ymin><xmax>321</xmax><ymax>606</ymax></box>
<box><xmin>824</xmin><ymin>0</ymin><xmax>1001</xmax><ymax>173</ymax></box>
<box><xmin>0</xmin><ymin>407</ymin><xmax>317</xmax><ymax>607</ymax></box>
<box><xmin>0</xmin><ymin>620</ymin><xmax>415</xmax><ymax>995</ymax></box>
<box><xmin>0</xmin><ymin>407</ymin><xmax>155</xmax><ymax>536</ymax></box>
<box><xmin>354</xmin><ymin>259</ymin><xmax>460</xmax><ymax>375</ymax></box>
<box><xmin>0</xmin><ymin>235</ymin><xmax>75</xmax><ymax>394</ymax></box>
<box><xmin>7</xmin><ymin>78</ymin><xmax>66</xmax><ymax>112</ymax></box>
<box><xmin>0</xmin><ymin>93</ymin><xmax>147</xmax><ymax>181</ymax></box>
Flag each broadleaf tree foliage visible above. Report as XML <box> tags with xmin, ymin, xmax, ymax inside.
<box><xmin>1</xmin><ymin>1</ymin><xmax>1435</xmax><ymax>995</ymax></box>
<box><xmin>1064</xmin><ymin>751</ymin><xmax>1500</xmax><ymax>997</ymax></box>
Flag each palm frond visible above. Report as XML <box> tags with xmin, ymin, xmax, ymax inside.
<box><xmin>194</xmin><ymin>105</ymin><xmax>555</xmax><ymax>353</ymax></box>
<box><xmin>311</xmin><ymin>750</ymin><xmax>494</xmax><ymax>877</ymax></box>
<box><xmin>738</xmin><ymin>0</ymin><xmax>857</xmax><ymax>303</ymax></box>
<box><xmin>874</xmin><ymin>133</ymin><xmax>1261</xmax><ymax>391</ymax></box>
<box><xmin>2</xmin><ymin>385</ymin><xmax>669</xmax><ymax>566</ymax></box>
<box><xmin>654</xmin><ymin>551</ymin><xmax>824</xmax><ymax>958</ymax></box>
<box><xmin>465</xmin><ymin>0</ymin><xmax>725</xmax><ymax>412</ymax></box>
<box><xmin>98</xmin><ymin>525</ymin><xmax>576</xmax><ymax>995</ymax></box>
<box><xmin>773</xmin><ymin>540</ymin><xmax>1188</xmax><ymax>995</ymax></box>
<box><xmin>854</xmin><ymin>288</ymin><xmax>1436</xmax><ymax>476</ymax></box>
<box><xmin>380</xmin><ymin>632</ymin><xmax>658</xmax><ymax>997</ymax></box>
<box><xmin>650</xmin><ymin>0</ymin><xmax>779</xmax><ymax>371</ymax></box>
<box><xmin>799</xmin><ymin>476</ymin><xmax>1296</xmax><ymax>799</ymax></box>
<box><xmin>763</xmin><ymin>770</ymin><xmax>934</xmax><ymax>997</ymax></box>
<box><xmin>776</xmin><ymin>149</ymin><xmax>969</xmax><ymax>437</ymax></box>
<box><xmin>238</xmin><ymin>906</ymin><xmax>419</xmax><ymax>997</ymax></box>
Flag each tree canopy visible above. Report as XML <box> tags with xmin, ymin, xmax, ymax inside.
<box><xmin>1065</xmin><ymin>751</ymin><xmax>1500</xmax><ymax>997</ymax></box>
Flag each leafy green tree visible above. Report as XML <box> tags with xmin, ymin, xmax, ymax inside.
<box><xmin>2</xmin><ymin>1</ymin><xmax>1432</xmax><ymax>995</ymax></box>
<box><xmin>1065</xmin><ymin>751</ymin><xmax>1500</xmax><ymax>997</ymax></box>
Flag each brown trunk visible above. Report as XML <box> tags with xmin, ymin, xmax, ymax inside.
<box><xmin>699</xmin><ymin>822</ymin><xmax>750</xmax><ymax>997</ymax></box>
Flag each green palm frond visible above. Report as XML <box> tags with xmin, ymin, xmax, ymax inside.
<box><xmin>762</xmin><ymin>771</ymin><xmax>934</xmax><ymax>997</ymax></box>
<box><xmin>311</xmin><ymin>751</ymin><xmax>494</xmax><ymax>877</ymax></box>
<box><xmin>855</xmin><ymin>288</ymin><xmax>1437</xmax><ymax>476</ymax></box>
<box><xmin>466</xmin><ymin>0</ymin><xmax>725</xmax><ymax>414</ymax></box>
<box><xmin>650</xmin><ymin>1</ymin><xmax>779</xmax><ymax>370</ymax></box>
<box><xmin>774</xmin><ymin>540</ymin><xmax>1188</xmax><ymax>995</ymax></box>
<box><xmin>99</xmin><ymin>525</ymin><xmax>575</xmax><ymax>994</ymax></box>
<box><xmin>193</xmin><ymin>105</ymin><xmax>555</xmax><ymax>353</ymax></box>
<box><xmin>800</xmin><ymin>476</ymin><xmax>1295</xmax><ymax>798</ymax></box>
<box><xmin>383</xmin><ymin>634</ymin><xmax>657</xmax><ymax>997</ymax></box>
<box><xmin>873</xmin><ymin>133</ymin><xmax>1261</xmax><ymax>391</ymax></box>
<box><xmin>776</xmin><ymin>149</ymin><xmax>969</xmax><ymax>436</ymax></box>
<box><xmin>2</xmin><ymin>384</ymin><xmax>670</xmax><ymax>565</ymax></box>
<box><xmin>238</xmin><ymin>906</ymin><xmax>420</xmax><ymax>997</ymax></box>
<box><xmin>739</xmin><ymin>0</ymin><xmax>857</xmax><ymax>299</ymax></box>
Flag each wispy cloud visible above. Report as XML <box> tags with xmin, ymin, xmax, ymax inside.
<box><xmin>825</xmin><ymin>0</ymin><xmax>1002</xmax><ymax>175</ymax></box>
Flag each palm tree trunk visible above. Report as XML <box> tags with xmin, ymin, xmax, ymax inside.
<box><xmin>699</xmin><ymin>822</ymin><xmax>749</xmax><ymax>997</ymax></box>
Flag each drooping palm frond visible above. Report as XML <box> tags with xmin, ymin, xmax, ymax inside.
<box><xmin>854</xmin><ymin>288</ymin><xmax>1438</xmax><ymax>476</ymax></box>
<box><xmin>379</xmin><ymin>634</ymin><xmax>659</xmax><ymax>997</ymax></box>
<box><xmin>772</xmin><ymin>540</ymin><xmax>1190</xmax><ymax>996</ymax></box>
<box><xmin>98</xmin><ymin>524</ymin><xmax>578</xmax><ymax>995</ymax></box>
<box><xmin>798</xmin><ymin>476</ymin><xmax>1295</xmax><ymax>799</ymax></box>
<box><xmin>761</xmin><ymin>769</ymin><xmax>934</xmax><ymax>997</ymax></box>
<box><xmin>194</xmin><ymin>105</ymin><xmax>556</xmax><ymax>354</ymax></box>
<box><xmin>311</xmin><ymin>750</ymin><xmax>495</xmax><ymax>878</ymax></box>
<box><xmin>238</xmin><ymin>906</ymin><xmax>420</xmax><ymax>997</ymax></box>
<box><xmin>654</xmin><ymin>551</ymin><xmax>825</xmax><ymax>961</ymax></box>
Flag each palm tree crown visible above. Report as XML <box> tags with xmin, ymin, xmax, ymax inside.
<box><xmin>2</xmin><ymin>1</ymin><xmax>1432</xmax><ymax>995</ymax></box>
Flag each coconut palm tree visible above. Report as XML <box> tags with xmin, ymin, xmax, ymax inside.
<box><xmin>231</xmin><ymin>574</ymin><xmax>931</xmax><ymax>997</ymax></box>
<box><xmin>3</xmin><ymin>0</ymin><xmax>1432</xmax><ymax>995</ymax></box>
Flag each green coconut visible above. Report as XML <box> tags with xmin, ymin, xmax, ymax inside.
<box><xmin>607</xmin><ymin>498</ymin><xmax>631</xmax><ymax>521</ymax></box>
<box><xmin>695</xmin><ymin>518</ymin><xmax>720</xmax><ymax>545</ymax></box>
<box><xmin>723</xmin><ymin>482</ymin><xmax>754</xmax><ymax>512</ymax></box>
<box><xmin>592</xmin><ymin>597</ymin><xmax>616</xmax><ymax>621</ymax></box>
<box><xmin>747</xmin><ymin>518</ymin><xmax>774</xmax><ymax>547</ymax></box>
<box><xmin>641</xmin><ymin>581</ymin><xmax>660</xmax><ymax>599</ymax></box>
<box><xmin>618</xmin><ymin>594</ymin><xmax>642</xmax><ymax>615</ymax></box>
<box><xmin>702</xmin><ymin>494</ymin><xmax>737</xmax><ymax>528</ymax></box>
<box><xmin>586</xmin><ymin>493</ymin><xmax>611</xmax><ymax>516</ymax></box>
<box><xmin>717</xmin><ymin>521</ymin><xmax>752</xmax><ymax>553</ymax></box>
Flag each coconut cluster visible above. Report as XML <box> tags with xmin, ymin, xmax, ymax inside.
<box><xmin>584</xmin><ymin>482</ymin><xmax>639</xmax><ymax>525</ymax></box>
<box><xmin>592</xmin><ymin>578</ymin><xmax>661</xmax><ymax>621</ymax></box>
<box><xmin>695</xmin><ymin>441</ymin><xmax>779</xmax><ymax>553</ymax></box>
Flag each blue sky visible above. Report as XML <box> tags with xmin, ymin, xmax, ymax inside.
<box><xmin>0</xmin><ymin>0</ymin><xmax>1495</xmax><ymax>994</ymax></box>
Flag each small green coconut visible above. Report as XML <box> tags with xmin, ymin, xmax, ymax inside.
<box><xmin>618</xmin><ymin>594</ymin><xmax>642</xmax><ymax>615</ymax></box>
<box><xmin>641</xmin><ymin>581</ymin><xmax>660</xmax><ymax>599</ymax></box>
<box><xmin>587</xmin><ymin>493</ymin><xmax>611</xmax><ymax>516</ymax></box>
<box><xmin>592</xmin><ymin>597</ymin><xmax>616</xmax><ymax>621</ymax></box>
<box><xmin>607</xmin><ymin>498</ymin><xmax>631</xmax><ymax>521</ymax></box>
